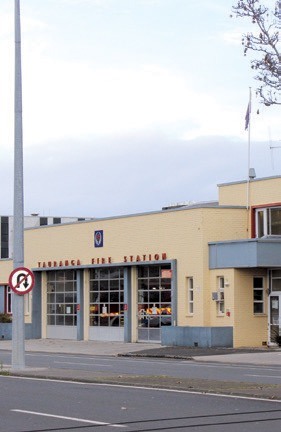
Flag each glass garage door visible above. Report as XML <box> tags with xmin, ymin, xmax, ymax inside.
<box><xmin>89</xmin><ymin>267</ymin><xmax>125</xmax><ymax>341</ymax></box>
<box><xmin>46</xmin><ymin>270</ymin><xmax>77</xmax><ymax>339</ymax></box>
<box><xmin>137</xmin><ymin>265</ymin><xmax>172</xmax><ymax>342</ymax></box>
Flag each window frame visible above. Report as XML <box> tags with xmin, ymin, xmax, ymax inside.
<box><xmin>217</xmin><ymin>276</ymin><xmax>225</xmax><ymax>315</ymax></box>
<box><xmin>253</xmin><ymin>276</ymin><xmax>264</xmax><ymax>314</ymax></box>
<box><xmin>255</xmin><ymin>206</ymin><xmax>281</xmax><ymax>238</ymax></box>
<box><xmin>89</xmin><ymin>267</ymin><xmax>125</xmax><ymax>328</ymax></box>
<box><xmin>5</xmin><ymin>285</ymin><xmax>12</xmax><ymax>314</ymax></box>
<box><xmin>187</xmin><ymin>277</ymin><xmax>194</xmax><ymax>315</ymax></box>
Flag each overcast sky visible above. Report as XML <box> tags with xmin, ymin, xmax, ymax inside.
<box><xmin>0</xmin><ymin>0</ymin><xmax>280</xmax><ymax>218</ymax></box>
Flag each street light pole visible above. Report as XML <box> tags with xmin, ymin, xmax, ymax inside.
<box><xmin>12</xmin><ymin>0</ymin><xmax>25</xmax><ymax>371</ymax></box>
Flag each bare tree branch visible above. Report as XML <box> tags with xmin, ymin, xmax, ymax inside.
<box><xmin>231</xmin><ymin>0</ymin><xmax>281</xmax><ymax>106</ymax></box>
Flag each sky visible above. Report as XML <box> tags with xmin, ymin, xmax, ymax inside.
<box><xmin>0</xmin><ymin>0</ymin><xmax>281</xmax><ymax>218</ymax></box>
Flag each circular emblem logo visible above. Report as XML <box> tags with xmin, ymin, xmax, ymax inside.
<box><xmin>94</xmin><ymin>230</ymin><xmax>103</xmax><ymax>247</ymax></box>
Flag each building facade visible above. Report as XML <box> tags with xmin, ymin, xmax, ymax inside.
<box><xmin>1</xmin><ymin>176</ymin><xmax>281</xmax><ymax>348</ymax></box>
<box><xmin>0</xmin><ymin>214</ymin><xmax>92</xmax><ymax>260</ymax></box>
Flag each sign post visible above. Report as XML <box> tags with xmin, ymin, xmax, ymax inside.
<box><xmin>12</xmin><ymin>0</ymin><xmax>25</xmax><ymax>371</ymax></box>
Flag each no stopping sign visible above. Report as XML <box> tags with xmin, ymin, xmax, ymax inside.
<box><xmin>9</xmin><ymin>267</ymin><xmax>35</xmax><ymax>295</ymax></box>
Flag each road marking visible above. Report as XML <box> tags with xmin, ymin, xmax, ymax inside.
<box><xmin>54</xmin><ymin>361</ymin><xmax>111</xmax><ymax>367</ymax></box>
<box><xmin>11</xmin><ymin>409</ymin><xmax>125</xmax><ymax>428</ymax></box>
<box><xmin>181</xmin><ymin>362</ymin><xmax>281</xmax><ymax>372</ymax></box>
<box><xmin>245</xmin><ymin>374</ymin><xmax>281</xmax><ymax>379</ymax></box>
<box><xmin>26</xmin><ymin>354</ymin><xmax>99</xmax><ymax>360</ymax></box>
<box><xmin>4</xmin><ymin>375</ymin><xmax>281</xmax><ymax>404</ymax></box>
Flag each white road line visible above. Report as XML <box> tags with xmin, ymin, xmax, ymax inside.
<box><xmin>26</xmin><ymin>354</ymin><xmax>99</xmax><ymax>360</ymax></box>
<box><xmin>4</xmin><ymin>375</ymin><xmax>281</xmax><ymax>404</ymax></box>
<box><xmin>181</xmin><ymin>363</ymin><xmax>281</xmax><ymax>372</ymax></box>
<box><xmin>54</xmin><ymin>361</ymin><xmax>111</xmax><ymax>367</ymax></box>
<box><xmin>245</xmin><ymin>374</ymin><xmax>281</xmax><ymax>379</ymax></box>
<box><xmin>11</xmin><ymin>409</ymin><xmax>125</xmax><ymax>428</ymax></box>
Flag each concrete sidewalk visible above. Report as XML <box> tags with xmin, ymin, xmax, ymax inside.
<box><xmin>0</xmin><ymin>339</ymin><xmax>161</xmax><ymax>356</ymax></box>
<box><xmin>0</xmin><ymin>338</ymin><xmax>281</xmax><ymax>365</ymax></box>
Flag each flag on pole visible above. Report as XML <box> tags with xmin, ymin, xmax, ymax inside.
<box><xmin>245</xmin><ymin>101</ymin><xmax>251</xmax><ymax>130</ymax></box>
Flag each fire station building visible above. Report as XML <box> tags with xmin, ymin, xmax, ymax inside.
<box><xmin>1</xmin><ymin>175</ymin><xmax>281</xmax><ymax>348</ymax></box>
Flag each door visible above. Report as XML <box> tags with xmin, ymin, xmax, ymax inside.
<box><xmin>46</xmin><ymin>270</ymin><xmax>77</xmax><ymax>339</ymax></box>
<box><xmin>269</xmin><ymin>294</ymin><xmax>281</xmax><ymax>345</ymax></box>
<box><xmin>137</xmin><ymin>264</ymin><xmax>172</xmax><ymax>343</ymax></box>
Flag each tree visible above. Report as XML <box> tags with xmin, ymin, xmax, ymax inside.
<box><xmin>231</xmin><ymin>0</ymin><xmax>281</xmax><ymax>106</ymax></box>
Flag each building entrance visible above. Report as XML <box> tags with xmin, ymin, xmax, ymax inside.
<box><xmin>269</xmin><ymin>270</ymin><xmax>281</xmax><ymax>345</ymax></box>
<box><xmin>46</xmin><ymin>270</ymin><xmax>77</xmax><ymax>339</ymax></box>
<box><xmin>269</xmin><ymin>294</ymin><xmax>281</xmax><ymax>345</ymax></box>
<box><xmin>89</xmin><ymin>267</ymin><xmax>125</xmax><ymax>341</ymax></box>
<box><xmin>137</xmin><ymin>264</ymin><xmax>172</xmax><ymax>342</ymax></box>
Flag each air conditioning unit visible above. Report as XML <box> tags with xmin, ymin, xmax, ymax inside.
<box><xmin>212</xmin><ymin>291</ymin><xmax>224</xmax><ymax>301</ymax></box>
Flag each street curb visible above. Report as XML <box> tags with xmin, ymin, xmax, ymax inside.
<box><xmin>118</xmin><ymin>353</ymin><xmax>195</xmax><ymax>360</ymax></box>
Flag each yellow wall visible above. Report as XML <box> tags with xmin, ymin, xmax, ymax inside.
<box><xmin>22</xmin><ymin>206</ymin><xmax>247</xmax><ymax>331</ymax></box>
<box><xmin>208</xmin><ymin>268</ymin><xmax>269</xmax><ymax>347</ymax></box>
<box><xmin>208</xmin><ymin>269</ymin><xmax>234</xmax><ymax>328</ymax></box>
<box><xmin>219</xmin><ymin>176</ymin><xmax>281</xmax><ymax>207</ymax></box>
<box><xmin>233</xmin><ymin>269</ymin><xmax>268</xmax><ymax>347</ymax></box>
<box><xmin>0</xmin><ymin>259</ymin><xmax>13</xmax><ymax>284</ymax></box>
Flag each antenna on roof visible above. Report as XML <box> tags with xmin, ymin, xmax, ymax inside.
<box><xmin>268</xmin><ymin>126</ymin><xmax>281</xmax><ymax>171</ymax></box>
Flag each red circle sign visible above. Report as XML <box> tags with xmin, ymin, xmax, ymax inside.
<box><xmin>9</xmin><ymin>267</ymin><xmax>35</xmax><ymax>295</ymax></box>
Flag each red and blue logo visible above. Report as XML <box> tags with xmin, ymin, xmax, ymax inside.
<box><xmin>94</xmin><ymin>230</ymin><xmax>103</xmax><ymax>247</ymax></box>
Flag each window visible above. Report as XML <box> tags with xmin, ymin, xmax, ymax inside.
<box><xmin>47</xmin><ymin>270</ymin><xmax>77</xmax><ymax>326</ymax></box>
<box><xmin>40</xmin><ymin>217</ymin><xmax>48</xmax><ymax>226</ymax></box>
<box><xmin>89</xmin><ymin>267</ymin><xmax>124</xmax><ymax>327</ymax></box>
<box><xmin>253</xmin><ymin>277</ymin><xmax>264</xmax><ymax>314</ymax></box>
<box><xmin>137</xmin><ymin>265</ymin><xmax>172</xmax><ymax>331</ymax></box>
<box><xmin>53</xmin><ymin>218</ymin><xmax>61</xmax><ymax>224</ymax></box>
<box><xmin>24</xmin><ymin>293</ymin><xmax>30</xmax><ymax>315</ymax></box>
<box><xmin>255</xmin><ymin>207</ymin><xmax>281</xmax><ymax>237</ymax></box>
<box><xmin>4</xmin><ymin>285</ymin><xmax>12</xmax><ymax>314</ymax></box>
<box><xmin>3</xmin><ymin>285</ymin><xmax>30</xmax><ymax>316</ymax></box>
<box><xmin>270</xmin><ymin>270</ymin><xmax>281</xmax><ymax>292</ymax></box>
<box><xmin>1</xmin><ymin>216</ymin><xmax>9</xmax><ymax>258</ymax></box>
<box><xmin>217</xmin><ymin>276</ymin><xmax>225</xmax><ymax>315</ymax></box>
<box><xmin>187</xmin><ymin>277</ymin><xmax>194</xmax><ymax>314</ymax></box>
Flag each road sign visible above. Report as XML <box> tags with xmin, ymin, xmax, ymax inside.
<box><xmin>9</xmin><ymin>267</ymin><xmax>35</xmax><ymax>295</ymax></box>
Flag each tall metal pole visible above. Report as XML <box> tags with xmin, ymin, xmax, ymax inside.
<box><xmin>278</xmin><ymin>1</ymin><xmax>281</xmax><ymax>83</ymax></box>
<box><xmin>246</xmin><ymin>87</ymin><xmax>251</xmax><ymax>209</ymax></box>
<box><xmin>12</xmin><ymin>0</ymin><xmax>25</xmax><ymax>371</ymax></box>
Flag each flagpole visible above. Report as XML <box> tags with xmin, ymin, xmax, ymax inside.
<box><xmin>246</xmin><ymin>87</ymin><xmax>252</xmax><ymax>211</ymax></box>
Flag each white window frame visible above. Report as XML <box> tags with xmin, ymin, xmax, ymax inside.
<box><xmin>253</xmin><ymin>276</ymin><xmax>264</xmax><ymax>314</ymax></box>
<box><xmin>187</xmin><ymin>277</ymin><xmax>194</xmax><ymax>315</ymax></box>
<box><xmin>255</xmin><ymin>209</ymin><xmax>266</xmax><ymax>238</ymax></box>
<box><xmin>5</xmin><ymin>285</ymin><xmax>12</xmax><ymax>314</ymax></box>
<box><xmin>4</xmin><ymin>285</ymin><xmax>30</xmax><ymax>316</ymax></box>
<box><xmin>217</xmin><ymin>276</ymin><xmax>225</xmax><ymax>315</ymax></box>
<box><xmin>255</xmin><ymin>207</ymin><xmax>281</xmax><ymax>238</ymax></box>
<box><xmin>24</xmin><ymin>293</ymin><xmax>30</xmax><ymax>315</ymax></box>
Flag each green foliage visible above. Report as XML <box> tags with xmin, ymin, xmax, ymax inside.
<box><xmin>271</xmin><ymin>327</ymin><xmax>281</xmax><ymax>346</ymax></box>
<box><xmin>0</xmin><ymin>313</ymin><xmax>12</xmax><ymax>323</ymax></box>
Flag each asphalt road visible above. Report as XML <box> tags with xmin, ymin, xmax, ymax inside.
<box><xmin>1</xmin><ymin>350</ymin><xmax>281</xmax><ymax>385</ymax></box>
<box><xmin>1</xmin><ymin>349</ymin><xmax>281</xmax><ymax>401</ymax></box>
<box><xmin>1</xmin><ymin>374</ymin><xmax>281</xmax><ymax>432</ymax></box>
